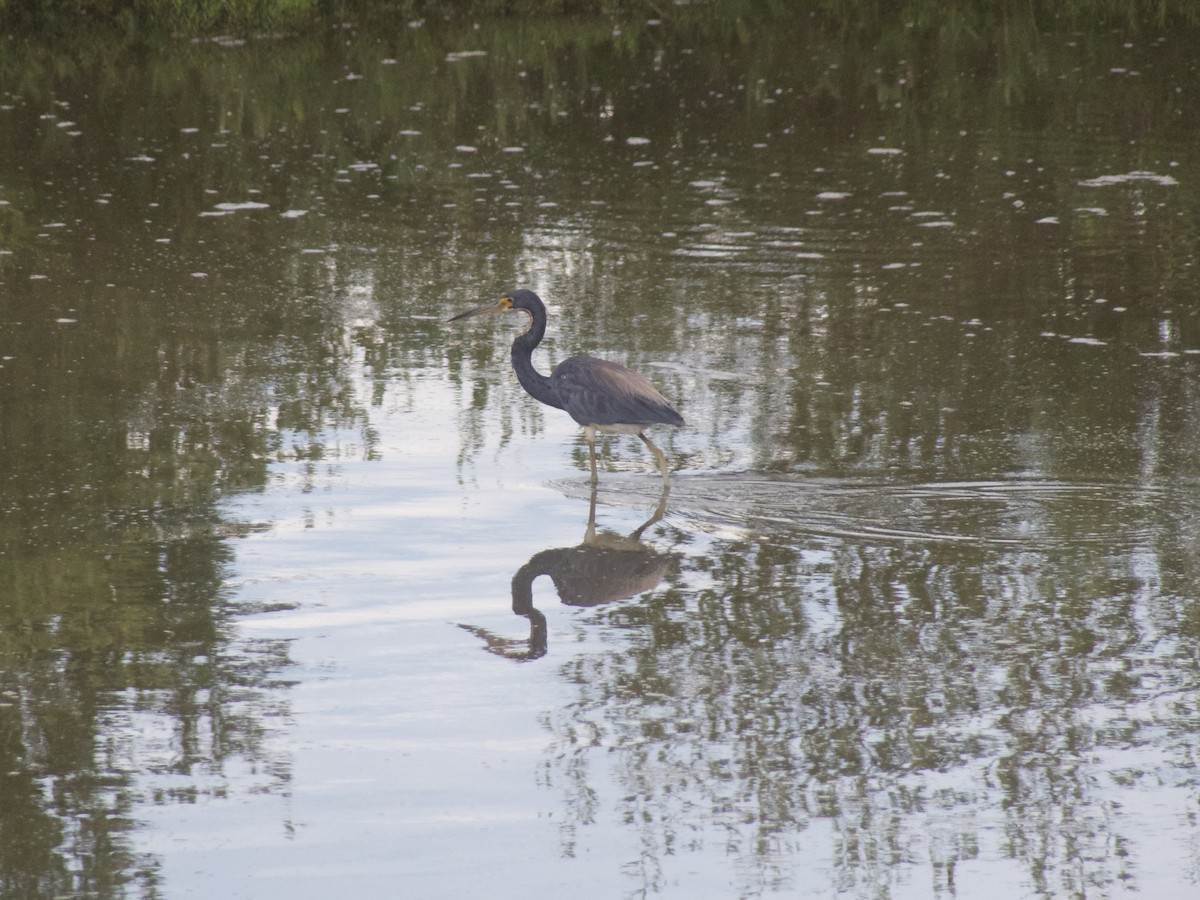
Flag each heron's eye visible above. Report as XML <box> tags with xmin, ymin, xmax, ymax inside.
<box><xmin>500</xmin><ymin>298</ymin><xmax>513</xmax><ymax>309</ymax></box>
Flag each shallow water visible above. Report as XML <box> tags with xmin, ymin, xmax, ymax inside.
<box><xmin>3</xmin><ymin>11</ymin><xmax>1200</xmax><ymax>899</ymax></box>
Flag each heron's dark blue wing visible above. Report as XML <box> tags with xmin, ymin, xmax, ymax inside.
<box><xmin>552</xmin><ymin>355</ymin><xmax>684</xmax><ymax>428</ymax></box>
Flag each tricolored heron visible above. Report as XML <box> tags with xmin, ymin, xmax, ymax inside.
<box><xmin>449</xmin><ymin>288</ymin><xmax>684</xmax><ymax>483</ymax></box>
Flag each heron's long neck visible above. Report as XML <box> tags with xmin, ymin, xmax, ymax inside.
<box><xmin>511</xmin><ymin>560</ymin><xmax>540</xmax><ymax>614</ymax></box>
<box><xmin>509</xmin><ymin>559</ymin><xmax>549</xmax><ymax>658</ymax></box>
<box><xmin>511</xmin><ymin>315</ymin><xmax>563</xmax><ymax>410</ymax></box>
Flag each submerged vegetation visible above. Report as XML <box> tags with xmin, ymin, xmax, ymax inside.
<box><xmin>0</xmin><ymin>0</ymin><xmax>1197</xmax><ymax>36</ymax></box>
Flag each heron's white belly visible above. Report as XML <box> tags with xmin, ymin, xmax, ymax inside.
<box><xmin>588</xmin><ymin>423</ymin><xmax>646</xmax><ymax>436</ymax></box>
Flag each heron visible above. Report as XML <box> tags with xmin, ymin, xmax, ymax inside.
<box><xmin>449</xmin><ymin>288</ymin><xmax>684</xmax><ymax>483</ymax></box>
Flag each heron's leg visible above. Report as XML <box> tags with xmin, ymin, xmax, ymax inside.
<box><xmin>630</xmin><ymin>480</ymin><xmax>668</xmax><ymax>541</ymax></box>
<box><xmin>585</xmin><ymin>426</ymin><xmax>599</xmax><ymax>484</ymax></box>
<box><xmin>583</xmin><ymin>480</ymin><xmax>599</xmax><ymax>544</ymax></box>
<box><xmin>639</xmin><ymin>432</ymin><xmax>670</xmax><ymax>483</ymax></box>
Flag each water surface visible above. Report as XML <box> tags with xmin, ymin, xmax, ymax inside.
<box><xmin>2</xmin><ymin>11</ymin><xmax>1200</xmax><ymax>899</ymax></box>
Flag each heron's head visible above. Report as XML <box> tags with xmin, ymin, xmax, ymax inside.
<box><xmin>448</xmin><ymin>288</ymin><xmax>543</xmax><ymax>324</ymax></box>
<box><xmin>501</xmin><ymin>289</ymin><xmax>542</xmax><ymax>312</ymax></box>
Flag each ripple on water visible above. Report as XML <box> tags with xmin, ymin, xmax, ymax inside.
<box><xmin>585</xmin><ymin>474</ymin><xmax>1172</xmax><ymax>552</ymax></box>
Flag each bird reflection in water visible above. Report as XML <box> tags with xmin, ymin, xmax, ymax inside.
<box><xmin>460</xmin><ymin>485</ymin><xmax>672</xmax><ymax>661</ymax></box>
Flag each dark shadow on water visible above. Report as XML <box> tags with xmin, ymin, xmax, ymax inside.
<box><xmin>460</xmin><ymin>483</ymin><xmax>673</xmax><ymax>660</ymax></box>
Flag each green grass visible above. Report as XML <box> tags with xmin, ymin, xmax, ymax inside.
<box><xmin>0</xmin><ymin>0</ymin><xmax>1196</xmax><ymax>37</ymax></box>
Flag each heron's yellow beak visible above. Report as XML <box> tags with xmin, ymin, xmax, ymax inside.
<box><xmin>448</xmin><ymin>297</ymin><xmax>512</xmax><ymax>323</ymax></box>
